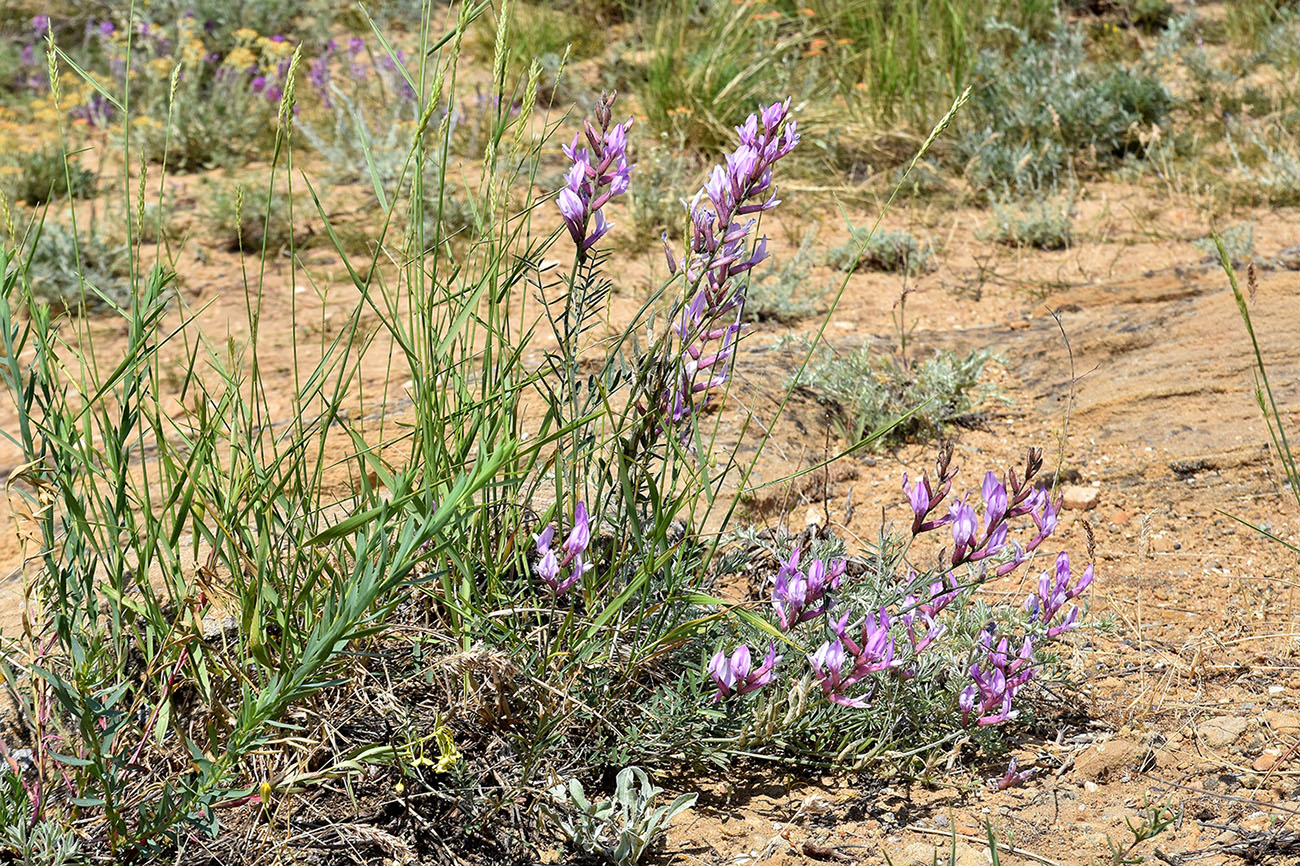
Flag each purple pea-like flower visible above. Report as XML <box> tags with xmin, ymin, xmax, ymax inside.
<box><xmin>33</xmin><ymin>15</ymin><xmax>51</xmax><ymax>34</ymax></box>
<box><xmin>556</xmin><ymin>91</ymin><xmax>634</xmax><ymax>258</ymax></box>
<box><xmin>962</xmin><ymin>630</ymin><xmax>1036</xmax><ymax>726</ymax></box>
<box><xmin>98</xmin><ymin>20</ymin><xmax>115</xmax><ymax>37</ymax></box>
<box><xmin>809</xmin><ymin>640</ymin><xmax>867</xmax><ymax>707</ymax></box>
<box><xmin>532</xmin><ymin>501</ymin><xmax>596</xmax><ymax>596</ymax></box>
<box><xmin>1027</xmin><ymin>492</ymin><xmax>1061</xmax><ymax>551</ymax></box>
<box><xmin>1026</xmin><ymin>552</ymin><xmax>1093</xmax><ymax>638</ymax></box>
<box><xmin>708</xmin><ymin>643</ymin><xmax>782</xmax><ymax>702</ymax></box>
<box><xmin>771</xmin><ymin>549</ymin><xmax>844</xmax><ymax>630</ymax></box>
<box><xmin>949</xmin><ymin>500</ymin><xmax>978</xmax><ymax>562</ymax></box>
<box><xmin>982</xmin><ymin>471</ymin><xmax>1008</xmax><ymax>527</ymax></box>
<box><xmin>994</xmin><ymin>756</ymin><xmax>1037</xmax><ymax>790</ymax></box>
<box><xmin>899</xmin><ymin>593</ymin><xmax>944</xmax><ymax>654</ymax></box>
<box><xmin>832</xmin><ymin>608</ymin><xmax>900</xmax><ymax>676</ymax></box>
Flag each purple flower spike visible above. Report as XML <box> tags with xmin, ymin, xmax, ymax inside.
<box><xmin>32</xmin><ymin>15</ymin><xmax>51</xmax><ymax>34</ymax></box>
<box><xmin>771</xmin><ymin>549</ymin><xmax>844</xmax><ymax>630</ymax></box>
<box><xmin>708</xmin><ymin>643</ymin><xmax>782</xmax><ymax>702</ymax></box>
<box><xmin>1026</xmin><ymin>552</ymin><xmax>1093</xmax><ymax>638</ymax></box>
<box><xmin>556</xmin><ymin>91</ymin><xmax>634</xmax><ymax>258</ymax></box>
<box><xmin>652</xmin><ymin>98</ymin><xmax>799</xmax><ymax>437</ymax></box>
<box><xmin>532</xmin><ymin>501</ymin><xmax>596</xmax><ymax>596</ymax></box>
<box><xmin>963</xmin><ymin>631</ymin><xmax>1036</xmax><ymax>726</ymax></box>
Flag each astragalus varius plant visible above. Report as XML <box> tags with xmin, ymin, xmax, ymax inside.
<box><xmin>694</xmin><ymin>445</ymin><xmax>1096</xmax><ymax>769</ymax></box>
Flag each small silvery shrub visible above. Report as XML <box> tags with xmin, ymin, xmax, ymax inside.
<box><xmin>802</xmin><ymin>346</ymin><xmax>996</xmax><ymax>447</ymax></box>
<box><xmin>626</xmin><ymin>136</ymin><xmax>695</xmax><ymax>243</ymax></box>
<box><xmin>987</xmin><ymin>196</ymin><xmax>1074</xmax><ymax>250</ymax></box>
<box><xmin>1194</xmin><ymin>220</ymin><xmax>1254</xmax><ymax>264</ymax></box>
<box><xmin>2</xmin><ymin>819</ymin><xmax>81</xmax><ymax>866</ymax></box>
<box><xmin>961</xmin><ymin>23</ymin><xmax>1171</xmax><ymax>193</ymax></box>
<box><xmin>828</xmin><ymin>227</ymin><xmax>933</xmax><ymax>275</ymax></box>
<box><xmin>297</xmin><ymin>35</ymin><xmax>420</xmax><ymax>189</ymax></box>
<box><xmin>0</xmin><ymin>147</ymin><xmax>95</xmax><ymax>206</ymax></box>
<box><xmin>19</xmin><ymin>219</ymin><xmax>131</xmax><ymax>309</ymax></box>
<box><xmin>549</xmin><ymin>767</ymin><xmax>697</xmax><ymax>866</ymax></box>
<box><xmin>746</xmin><ymin>228</ymin><xmax>825</xmax><ymax>323</ymax></box>
<box><xmin>200</xmin><ymin>180</ymin><xmax>302</xmax><ymax>254</ymax></box>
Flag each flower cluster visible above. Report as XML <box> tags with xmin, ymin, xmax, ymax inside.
<box><xmin>1026</xmin><ymin>552</ymin><xmax>1093</xmax><ymax>637</ymax></box>
<box><xmin>657</xmin><ymin>99</ymin><xmax>799</xmax><ymax>431</ymax></box>
<box><xmin>908</xmin><ymin>447</ymin><xmax>1061</xmax><ymax>572</ymax></box>
<box><xmin>960</xmin><ymin>629</ymin><xmax>1036</xmax><ymax>726</ymax></box>
<box><xmin>808</xmin><ymin>609</ymin><xmax>900</xmax><ymax>707</ymax></box>
<box><xmin>771</xmin><ymin>549</ymin><xmax>845</xmax><ymax>630</ymax></box>
<box><xmin>557</xmin><ymin>91</ymin><xmax>634</xmax><ymax>257</ymax></box>
<box><xmin>899</xmin><ymin>572</ymin><xmax>960</xmax><ymax>654</ymax></box>
<box><xmin>532</xmin><ymin>501</ymin><xmax>593</xmax><ymax>596</ymax></box>
<box><xmin>707</xmin><ymin>643</ymin><xmax>782</xmax><ymax>703</ymax></box>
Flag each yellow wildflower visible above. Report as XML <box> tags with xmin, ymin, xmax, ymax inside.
<box><xmin>224</xmin><ymin>46</ymin><xmax>255</xmax><ymax>70</ymax></box>
<box><xmin>182</xmin><ymin>38</ymin><xmax>206</xmax><ymax>65</ymax></box>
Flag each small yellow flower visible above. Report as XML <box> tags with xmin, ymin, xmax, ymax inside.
<box><xmin>233</xmin><ymin>28</ymin><xmax>258</xmax><ymax>42</ymax></box>
<box><xmin>225</xmin><ymin>47</ymin><xmax>255</xmax><ymax>70</ymax></box>
<box><xmin>182</xmin><ymin>38</ymin><xmax>207</xmax><ymax>64</ymax></box>
<box><xmin>150</xmin><ymin>57</ymin><xmax>173</xmax><ymax>77</ymax></box>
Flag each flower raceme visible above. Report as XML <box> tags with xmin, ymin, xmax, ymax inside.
<box><xmin>1026</xmin><ymin>551</ymin><xmax>1093</xmax><ymax>637</ymax></box>
<box><xmin>960</xmin><ymin>630</ymin><xmax>1036</xmax><ymax>726</ymax></box>
<box><xmin>807</xmin><ymin>608</ymin><xmax>901</xmax><ymax>706</ymax></box>
<box><xmin>656</xmin><ymin>99</ymin><xmax>800</xmax><ymax>432</ymax></box>
<box><xmin>707</xmin><ymin>643</ymin><xmax>782</xmax><ymax>702</ymax></box>
<box><xmin>557</xmin><ymin>91</ymin><xmax>634</xmax><ymax>258</ymax></box>
<box><xmin>771</xmin><ymin>549</ymin><xmax>845</xmax><ymax>630</ymax></box>
<box><xmin>532</xmin><ymin>501</ymin><xmax>593</xmax><ymax>596</ymax></box>
<box><xmin>909</xmin><ymin>448</ymin><xmax>1061</xmax><ymax>572</ymax></box>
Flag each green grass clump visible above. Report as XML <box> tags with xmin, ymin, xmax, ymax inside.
<box><xmin>803</xmin><ymin>346</ymin><xmax>996</xmax><ymax>447</ymax></box>
<box><xmin>828</xmin><ymin>228</ymin><xmax>933</xmax><ymax>275</ymax></box>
